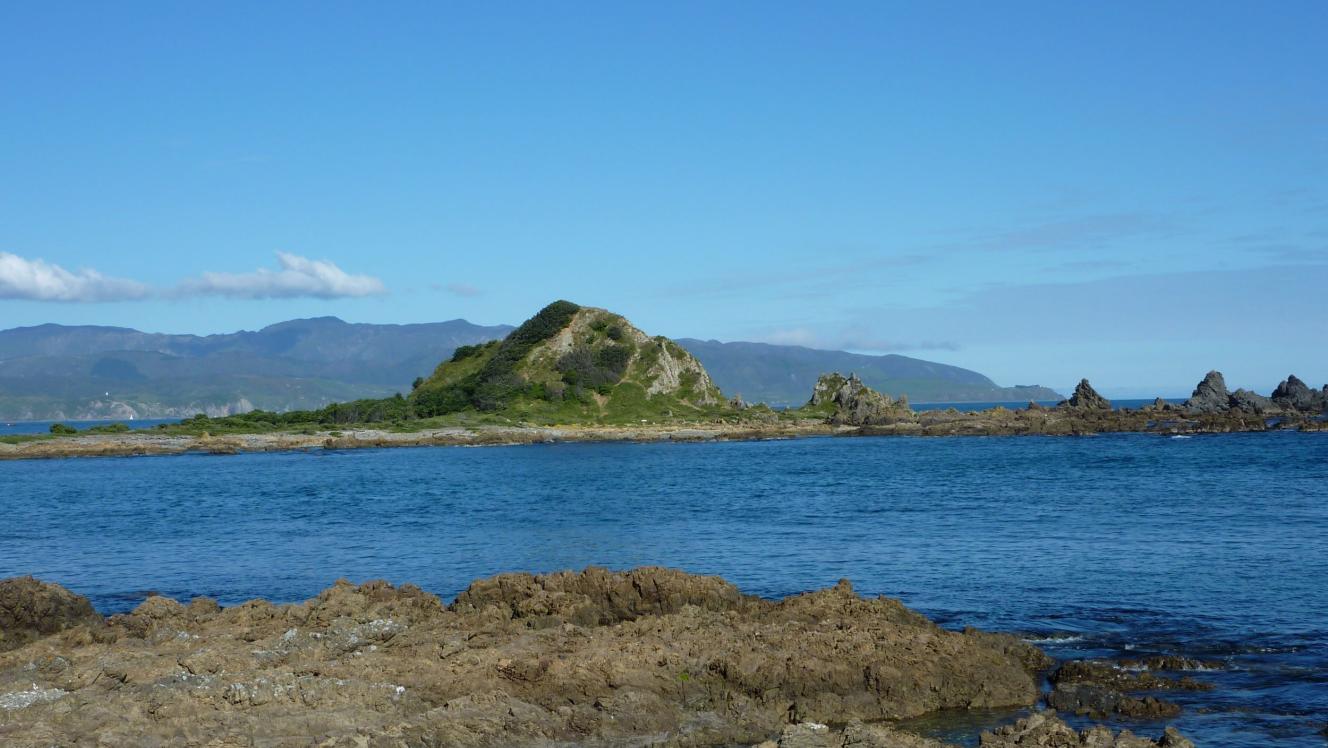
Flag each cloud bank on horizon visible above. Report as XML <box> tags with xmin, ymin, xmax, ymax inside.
<box><xmin>0</xmin><ymin>252</ymin><xmax>388</xmax><ymax>302</ymax></box>
<box><xmin>0</xmin><ymin>252</ymin><xmax>150</xmax><ymax>302</ymax></box>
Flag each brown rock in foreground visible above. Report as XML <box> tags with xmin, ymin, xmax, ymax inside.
<box><xmin>0</xmin><ymin>567</ymin><xmax>1054</xmax><ymax>746</ymax></box>
<box><xmin>0</xmin><ymin>576</ymin><xmax>103</xmax><ymax>653</ymax></box>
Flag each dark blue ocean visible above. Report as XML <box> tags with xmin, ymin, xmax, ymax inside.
<box><xmin>2</xmin><ymin>433</ymin><xmax>1325</xmax><ymax>746</ymax></box>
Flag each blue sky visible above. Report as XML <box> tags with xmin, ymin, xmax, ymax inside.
<box><xmin>2</xmin><ymin>2</ymin><xmax>1325</xmax><ymax>396</ymax></box>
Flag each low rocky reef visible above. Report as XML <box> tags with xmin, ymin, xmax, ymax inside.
<box><xmin>0</xmin><ymin>569</ymin><xmax>1192</xmax><ymax>747</ymax></box>
<box><xmin>811</xmin><ymin>370</ymin><xmax>1328</xmax><ymax>436</ymax></box>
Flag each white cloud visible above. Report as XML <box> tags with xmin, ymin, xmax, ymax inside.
<box><xmin>0</xmin><ymin>252</ymin><xmax>150</xmax><ymax>302</ymax></box>
<box><xmin>181</xmin><ymin>252</ymin><xmax>387</xmax><ymax>299</ymax></box>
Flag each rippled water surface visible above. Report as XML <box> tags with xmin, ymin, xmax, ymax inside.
<box><xmin>2</xmin><ymin>433</ymin><xmax>1325</xmax><ymax>746</ymax></box>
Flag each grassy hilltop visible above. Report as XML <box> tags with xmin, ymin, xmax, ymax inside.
<box><xmin>141</xmin><ymin>301</ymin><xmax>744</xmax><ymax>434</ymax></box>
<box><xmin>409</xmin><ymin>300</ymin><xmax>727</xmax><ymax>424</ymax></box>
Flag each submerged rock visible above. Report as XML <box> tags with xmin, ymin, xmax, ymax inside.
<box><xmin>980</xmin><ymin>711</ymin><xmax>1194</xmax><ymax>747</ymax></box>
<box><xmin>1184</xmin><ymin>370</ymin><xmax>1231</xmax><ymax>413</ymax></box>
<box><xmin>1047</xmin><ymin>683</ymin><xmax>1181</xmax><ymax>719</ymax></box>
<box><xmin>1057</xmin><ymin>379</ymin><xmax>1111</xmax><ymax>410</ymax></box>
<box><xmin>1117</xmin><ymin>655</ymin><xmax>1222</xmax><ymax>672</ymax></box>
<box><xmin>0</xmin><ymin>576</ymin><xmax>103</xmax><ymax>652</ymax></box>
<box><xmin>1052</xmin><ymin>659</ymin><xmax>1213</xmax><ymax>691</ymax></box>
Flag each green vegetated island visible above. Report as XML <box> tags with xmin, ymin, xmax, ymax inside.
<box><xmin>2</xmin><ymin>300</ymin><xmax>1326</xmax><ymax>459</ymax></box>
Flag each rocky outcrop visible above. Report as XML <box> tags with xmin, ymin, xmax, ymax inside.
<box><xmin>980</xmin><ymin>711</ymin><xmax>1193</xmax><ymax>747</ymax></box>
<box><xmin>810</xmin><ymin>373</ymin><xmax>915</xmax><ymax>426</ymax></box>
<box><xmin>1179</xmin><ymin>371</ymin><xmax>1326</xmax><ymax>416</ymax></box>
<box><xmin>1229</xmin><ymin>388</ymin><xmax>1278</xmax><ymax>414</ymax></box>
<box><xmin>1184</xmin><ymin>370</ymin><xmax>1231</xmax><ymax>413</ymax></box>
<box><xmin>1044</xmin><ymin>658</ymin><xmax>1214</xmax><ymax>720</ymax></box>
<box><xmin>1272</xmin><ymin>375</ymin><xmax>1327</xmax><ymax>413</ymax></box>
<box><xmin>0</xmin><ymin>569</ymin><xmax>1054</xmax><ymax>746</ymax></box>
<box><xmin>1057</xmin><ymin>379</ymin><xmax>1111</xmax><ymax>410</ymax></box>
<box><xmin>0</xmin><ymin>576</ymin><xmax>103</xmax><ymax>653</ymax></box>
<box><xmin>1046</xmin><ymin>683</ymin><xmax>1181</xmax><ymax>719</ymax></box>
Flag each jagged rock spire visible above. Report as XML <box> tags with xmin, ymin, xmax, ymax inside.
<box><xmin>1183</xmin><ymin>370</ymin><xmax>1230</xmax><ymax>414</ymax></box>
<box><xmin>1057</xmin><ymin>379</ymin><xmax>1110</xmax><ymax>410</ymax></box>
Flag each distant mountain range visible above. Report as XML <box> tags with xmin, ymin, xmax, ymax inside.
<box><xmin>0</xmin><ymin>318</ymin><xmax>514</xmax><ymax>420</ymax></box>
<box><xmin>0</xmin><ymin>318</ymin><xmax>1059</xmax><ymax>420</ymax></box>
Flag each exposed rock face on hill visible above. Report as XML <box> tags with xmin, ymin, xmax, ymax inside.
<box><xmin>810</xmin><ymin>373</ymin><xmax>916</xmax><ymax>426</ymax></box>
<box><xmin>1184</xmin><ymin>370</ymin><xmax>1231</xmax><ymax>413</ymax></box>
<box><xmin>1057</xmin><ymin>379</ymin><xmax>1111</xmax><ymax>410</ymax></box>
<box><xmin>0</xmin><ymin>569</ymin><xmax>1068</xmax><ymax>746</ymax></box>
<box><xmin>529</xmin><ymin>305</ymin><xmax>720</xmax><ymax>405</ymax></box>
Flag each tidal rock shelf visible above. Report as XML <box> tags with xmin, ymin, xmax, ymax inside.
<box><xmin>0</xmin><ymin>569</ymin><xmax>1192</xmax><ymax>747</ymax></box>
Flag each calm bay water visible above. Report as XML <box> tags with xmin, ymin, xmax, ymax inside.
<box><xmin>1</xmin><ymin>433</ymin><xmax>1325</xmax><ymax>746</ymax></box>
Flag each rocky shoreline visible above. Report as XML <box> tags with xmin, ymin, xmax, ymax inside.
<box><xmin>0</xmin><ymin>569</ymin><xmax>1195</xmax><ymax>747</ymax></box>
<box><xmin>2</xmin><ymin>370</ymin><xmax>1323</xmax><ymax>461</ymax></box>
<box><xmin>0</xmin><ymin>422</ymin><xmax>845</xmax><ymax>460</ymax></box>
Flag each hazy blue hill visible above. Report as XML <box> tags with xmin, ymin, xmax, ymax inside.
<box><xmin>0</xmin><ymin>319</ymin><xmax>513</xmax><ymax>419</ymax></box>
<box><xmin>678</xmin><ymin>338</ymin><xmax>1061</xmax><ymax>406</ymax></box>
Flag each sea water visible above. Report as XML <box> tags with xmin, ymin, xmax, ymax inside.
<box><xmin>2</xmin><ymin>432</ymin><xmax>1324</xmax><ymax>746</ymax></box>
